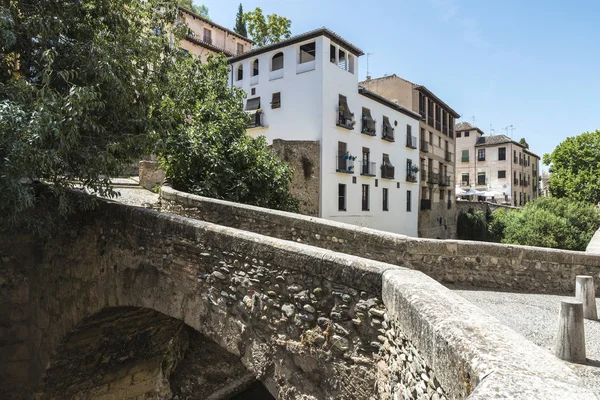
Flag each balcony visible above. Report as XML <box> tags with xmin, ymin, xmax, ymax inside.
<box><xmin>381</xmin><ymin>164</ymin><xmax>395</xmax><ymax>179</ymax></box>
<box><xmin>439</xmin><ymin>175</ymin><xmax>451</xmax><ymax>186</ymax></box>
<box><xmin>476</xmin><ymin>179</ymin><xmax>488</xmax><ymax>187</ymax></box>
<box><xmin>427</xmin><ymin>115</ymin><xmax>434</xmax><ymax>127</ymax></box>
<box><xmin>382</xmin><ymin>125</ymin><xmax>395</xmax><ymax>142</ymax></box>
<box><xmin>406</xmin><ymin>135</ymin><xmax>417</xmax><ymax>149</ymax></box>
<box><xmin>406</xmin><ymin>172</ymin><xmax>417</xmax><ymax>183</ymax></box>
<box><xmin>442</xmin><ymin>124</ymin><xmax>448</xmax><ymax>135</ymax></box>
<box><xmin>203</xmin><ymin>35</ymin><xmax>212</xmax><ymax>45</ymax></box>
<box><xmin>361</xmin><ymin>119</ymin><xmax>376</xmax><ymax>136</ymax></box>
<box><xmin>246</xmin><ymin>111</ymin><xmax>263</xmax><ymax>128</ymax></box>
<box><xmin>427</xmin><ymin>171</ymin><xmax>439</xmax><ymax>184</ymax></box>
<box><xmin>445</xmin><ymin>151</ymin><xmax>452</xmax><ymax>162</ymax></box>
<box><xmin>421</xmin><ymin>140</ymin><xmax>429</xmax><ymax>153</ymax></box>
<box><xmin>421</xmin><ymin>199</ymin><xmax>432</xmax><ymax>210</ymax></box>
<box><xmin>336</xmin><ymin>110</ymin><xmax>355</xmax><ymax>130</ymax></box>
<box><xmin>360</xmin><ymin>160</ymin><xmax>376</xmax><ymax>176</ymax></box>
<box><xmin>336</xmin><ymin>155</ymin><xmax>355</xmax><ymax>174</ymax></box>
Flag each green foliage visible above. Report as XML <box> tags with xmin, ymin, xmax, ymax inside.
<box><xmin>178</xmin><ymin>0</ymin><xmax>209</xmax><ymax>18</ymax></box>
<box><xmin>488</xmin><ymin>197</ymin><xmax>600</xmax><ymax>251</ymax></box>
<box><xmin>233</xmin><ymin>3</ymin><xmax>247</xmax><ymax>37</ymax></box>
<box><xmin>243</xmin><ymin>7</ymin><xmax>291</xmax><ymax>46</ymax></box>
<box><xmin>457</xmin><ymin>209</ymin><xmax>490</xmax><ymax>241</ymax></box>
<box><xmin>154</xmin><ymin>54</ymin><xmax>299</xmax><ymax>212</ymax></box>
<box><xmin>543</xmin><ymin>130</ymin><xmax>600</xmax><ymax>205</ymax></box>
<box><xmin>0</xmin><ymin>0</ymin><xmax>186</xmax><ymax>235</ymax></box>
<box><xmin>519</xmin><ymin>138</ymin><xmax>529</xmax><ymax>149</ymax></box>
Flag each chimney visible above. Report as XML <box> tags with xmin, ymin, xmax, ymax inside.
<box><xmin>366</xmin><ymin>75</ymin><xmax>371</xmax><ymax>81</ymax></box>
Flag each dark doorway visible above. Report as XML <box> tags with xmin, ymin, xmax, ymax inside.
<box><xmin>230</xmin><ymin>380</ymin><xmax>275</xmax><ymax>399</ymax></box>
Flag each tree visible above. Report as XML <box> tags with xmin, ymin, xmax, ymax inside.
<box><xmin>243</xmin><ymin>7</ymin><xmax>291</xmax><ymax>46</ymax></box>
<box><xmin>488</xmin><ymin>197</ymin><xmax>600</xmax><ymax>250</ymax></box>
<box><xmin>0</xmin><ymin>0</ymin><xmax>185</xmax><ymax>235</ymax></box>
<box><xmin>154</xmin><ymin>54</ymin><xmax>299</xmax><ymax>212</ymax></box>
<box><xmin>233</xmin><ymin>4</ymin><xmax>247</xmax><ymax>37</ymax></box>
<box><xmin>519</xmin><ymin>138</ymin><xmax>529</xmax><ymax>149</ymax></box>
<box><xmin>543</xmin><ymin>130</ymin><xmax>600</xmax><ymax>205</ymax></box>
<box><xmin>178</xmin><ymin>0</ymin><xmax>209</xmax><ymax>19</ymax></box>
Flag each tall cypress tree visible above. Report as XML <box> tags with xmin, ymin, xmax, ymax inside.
<box><xmin>233</xmin><ymin>4</ymin><xmax>247</xmax><ymax>37</ymax></box>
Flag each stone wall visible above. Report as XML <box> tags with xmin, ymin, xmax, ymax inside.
<box><xmin>418</xmin><ymin>200</ymin><xmax>457</xmax><ymax>239</ymax></box>
<box><xmin>0</xmin><ymin>199</ymin><xmax>594</xmax><ymax>399</ymax></box>
<box><xmin>138</xmin><ymin>160</ymin><xmax>165</xmax><ymax>191</ymax></box>
<box><xmin>160</xmin><ymin>186</ymin><xmax>600</xmax><ymax>295</ymax></box>
<box><xmin>271</xmin><ymin>139</ymin><xmax>320</xmax><ymax>217</ymax></box>
<box><xmin>455</xmin><ymin>200</ymin><xmax>517</xmax><ymax>216</ymax></box>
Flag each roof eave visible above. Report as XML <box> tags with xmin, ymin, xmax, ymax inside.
<box><xmin>415</xmin><ymin>86</ymin><xmax>460</xmax><ymax>118</ymax></box>
<box><xmin>358</xmin><ymin>87</ymin><xmax>421</xmax><ymax>120</ymax></box>
<box><xmin>179</xmin><ymin>6</ymin><xmax>254</xmax><ymax>44</ymax></box>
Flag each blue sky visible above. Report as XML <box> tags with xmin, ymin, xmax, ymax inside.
<box><xmin>198</xmin><ymin>0</ymin><xmax>600</xmax><ymax>166</ymax></box>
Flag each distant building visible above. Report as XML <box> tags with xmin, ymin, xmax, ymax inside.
<box><xmin>360</xmin><ymin>75</ymin><xmax>460</xmax><ymax>239</ymax></box>
<box><xmin>455</xmin><ymin>122</ymin><xmax>540</xmax><ymax>206</ymax></box>
<box><xmin>541</xmin><ymin>171</ymin><xmax>551</xmax><ymax>197</ymax></box>
<box><xmin>178</xmin><ymin>7</ymin><xmax>253</xmax><ymax>62</ymax></box>
<box><xmin>227</xmin><ymin>29</ymin><xmax>420</xmax><ymax>236</ymax></box>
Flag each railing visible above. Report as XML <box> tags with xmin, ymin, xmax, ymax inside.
<box><xmin>428</xmin><ymin>114</ymin><xmax>434</xmax><ymax>126</ymax></box>
<box><xmin>442</xmin><ymin>124</ymin><xmax>448</xmax><ymax>135</ymax></box>
<box><xmin>361</xmin><ymin>119</ymin><xmax>376</xmax><ymax>136</ymax></box>
<box><xmin>476</xmin><ymin>179</ymin><xmax>487</xmax><ymax>186</ymax></box>
<box><xmin>421</xmin><ymin>199</ymin><xmax>432</xmax><ymax>210</ymax></box>
<box><xmin>381</xmin><ymin>165</ymin><xmax>395</xmax><ymax>179</ymax></box>
<box><xmin>421</xmin><ymin>140</ymin><xmax>429</xmax><ymax>153</ymax></box>
<box><xmin>445</xmin><ymin>151</ymin><xmax>452</xmax><ymax>162</ymax></box>
<box><xmin>361</xmin><ymin>160</ymin><xmax>376</xmax><ymax>176</ymax></box>
<box><xmin>203</xmin><ymin>35</ymin><xmax>212</xmax><ymax>45</ymax></box>
<box><xmin>449</xmin><ymin>125</ymin><xmax>454</xmax><ymax>138</ymax></box>
<box><xmin>246</xmin><ymin>111</ymin><xmax>262</xmax><ymax>128</ymax></box>
<box><xmin>406</xmin><ymin>135</ymin><xmax>417</xmax><ymax>149</ymax></box>
<box><xmin>382</xmin><ymin>126</ymin><xmax>395</xmax><ymax>142</ymax></box>
<box><xmin>435</xmin><ymin>119</ymin><xmax>441</xmax><ymax>131</ymax></box>
<box><xmin>336</xmin><ymin>155</ymin><xmax>355</xmax><ymax>174</ymax></box>
<box><xmin>439</xmin><ymin>176</ymin><xmax>451</xmax><ymax>186</ymax></box>
<box><xmin>406</xmin><ymin>172</ymin><xmax>417</xmax><ymax>183</ymax></box>
<box><xmin>461</xmin><ymin>181</ymin><xmax>469</xmax><ymax>187</ymax></box>
<box><xmin>336</xmin><ymin>110</ymin><xmax>355</xmax><ymax>130</ymax></box>
<box><xmin>427</xmin><ymin>171</ymin><xmax>439</xmax><ymax>184</ymax></box>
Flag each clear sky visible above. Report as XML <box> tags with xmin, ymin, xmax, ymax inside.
<box><xmin>198</xmin><ymin>0</ymin><xmax>600</xmax><ymax>166</ymax></box>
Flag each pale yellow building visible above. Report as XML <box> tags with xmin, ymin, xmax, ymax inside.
<box><xmin>178</xmin><ymin>7</ymin><xmax>254</xmax><ymax>62</ymax></box>
<box><xmin>455</xmin><ymin>122</ymin><xmax>540</xmax><ymax>206</ymax></box>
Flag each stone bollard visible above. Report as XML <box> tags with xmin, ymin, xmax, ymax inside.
<box><xmin>555</xmin><ymin>299</ymin><xmax>586</xmax><ymax>363</ymax></box>
<box><xmin>575</xmin><ymin>275</ymin><xmax>598</xmax><ymax>320</ymax></box>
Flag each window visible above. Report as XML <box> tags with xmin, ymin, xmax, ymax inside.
<box><xmin>362</xmin><ymin>184</ymin><xmax>370</xmax><ymax>211</ymax></box>
<box><xmin>449</xmin><ymin>116</ymin><xmax>454</xmax><ymax>138</ymax></box>
<box><xmin>236</xmin><ymin>64</ymin><xmax>243</xmax><ymax>81</ymax></box>
<box><xmin>338</xmin><ymin>49</ymin><xmax>346</xmax><ymax>69</ymax></box>
<box><xmin>440</xmin><ymin>188</ymin><xmax>445</xmax><ymax>201</ymax></box>
<box><xmin>461</xmin><ymin>173</ymin><xmax>469</xmax><ymax>185</ymax></box>
<box><xmin>461</xmin><ymin>150</ymin><xmax>469</xmax><ymax>162</ymax></box>
<box><xmin>271</xmin><ymin>92</ymin><xmax>281</xmax><ymax>109</ymax></box>
<box><xmin>406</xmin><ymin>190</ymin><xmax>412</xmax><ymax>212</ymax></box>
<box><xmin>477</xmin><ymin>149</ymin><xmax>486</xmax><ymax>161</ymax></box>
<box><xmin>498</xmin><ymin>147</ymin><xmax>506</xmax><ymax>161</ymax></box>
<box><xmin>477</xmin><ymin>172</ymin><xmax>486</xmax><ymax>185</ymax></box>
<box><xmin>382</xmin><ymin>153</ymin><xmax>394</xmax><ymax>179</ymax></box>
<box><xmin>514</xmin><ymin>171</ymin><xmax>518</xmax><ymax>184</ymax></box>
<box><xmin>418</xmin><ymin>92</ymin><xmax>425</xmax><ymax>118</ymax></box>
<box><xmin>337</xmin><ymin>141</ymin><xmax>348</xmax><ymax>172</ymax></box>
<box><xmin>237</xmin><ymin>43</ymin><xmax>244</xmax><ymax>55</ymax></box>
<box><xmin>465</xmin><ymin>131</ymin><xmax>470</xmax><ymax>137</ymax></box>
<box><xmin>271</xmin><ymin>52</ymin><xmax>284</xmax><ymax>71</ymax></box>
<box><xmin>245</xmin><ymin>97</ymin><xmax>260</xmax><ymax>110</ymax></box>
<box><xmin>442</xmin><ymin>109</ymin><xmax>447</xmax><ymax>134</ymax></box>
<box><xmin>427</xmin><ymin>99</ymin><xmax>434</xmax><ymax>126</ymax></box>
<box><xmin>429</xmin><ymin>131</ymin><xmax>434</xmax><ymax>146</ymax></box>
<box><xmin>252</xmin><ymin>59</ymin><xmax>259</xmax><ymax>76</ymax></box>
<box><xmin>435</xmin><ymin>104</ymin><xmax>441</xmax><ymax>130</ymax></box>
<box><xmin>514</xmin><ymin>150</ymin><xmax>518</xmax><ymax>163</ymax></box>
<box><xmin>203</xmin><ymin>28</ymin><xmax>212</xmax><ymax>44</ymax></box>
<box><xmin>457</xmin><ymin>132</ymin><xmax>462</xmax><ymax>138</ymax></box>
<box><xmin>438</xmin><ymin>136</ymin><xmax>441</xmax><ymax>147</ymax></box>
<box><xmin>338</xmin><ymin>184</ymin><xmax>346</xmax><ymax>211</ymax></box>
<box><xmin>514</xmin><ymin>192</ymin><xmax>517</xmax><ymax>206</ymax></box>
<box><xmin>330</xmin><ymin>44</ymin><xmax>336</xmax><ymax>63</ymax></box>
<box><xmin>251</xmin><ymin>88</ymin><xmax>256</xmax><ymax>95</ymax></box>
<box><xmin>528</xmin><ymin>155</ymin><xmax>531</xmax><ymax>166</ymax></box>
<box><xmin>299</xmin><ymin>42</ymin><xmax>316</xmax><ymax>63</ymax></box>
<box><xmin>382</xmin><ymin>188</ymin><xmax>389</xmax><ymax>211</ymax></box>
<box><xmin>337</xmin><ymin>94</ymin><xmax>352</xmax><ymax>127</ymax></box>
<box><xmin>382</xmin><ymin>116</ymin><xmax>394</xmax><ymax>140</ymax></box>
<box><xmin>361</xmin><ymin>107</ymin><xmax>375</xmax><ymax>134</ymax></box>
<box><xmin>498</xmin><ymin>170</ymin><xmax>506</xmax><ymax>179</ymax></box>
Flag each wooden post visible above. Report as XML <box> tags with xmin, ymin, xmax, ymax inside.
<box><xmin>575</xmin><ymin>275</ymin><xmax>598</xmax><ymax>320</ymax></box>
<box><xmin>555</xmin><ymin>299</ymin><xmax>586</xmax><ymax>363</ymax></box>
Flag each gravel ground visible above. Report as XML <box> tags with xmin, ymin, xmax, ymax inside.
<box><xmin>451</xmin><ymin>288</ymin><xmax>600</xmax><ymax>395</ymax></box>
<box><xmin>105</xmin><ymin>185</ymin><xmax>159</xmax><ymax>208</ymax></box>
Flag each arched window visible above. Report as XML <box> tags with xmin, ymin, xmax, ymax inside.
<box><xmin>236</xmin><ymin>64</ymin><xmax>243</xmax><ymax>81</ymax></box>
<box><xmin>252</xmin><ymin>59</ymin><xmax>259</xmax><ymax>76</ymax></box>
<box><xmin>271</xmin><ymin>52</ymin><xmax>284</xmax><ymax>71</ymax></box>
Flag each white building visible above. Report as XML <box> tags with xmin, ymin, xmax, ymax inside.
<box><xmin>228</xmin><ymin>28</ymin><xmax>420</xmax><ymax>236</ymax></box>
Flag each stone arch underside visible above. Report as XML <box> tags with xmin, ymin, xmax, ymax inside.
<box><xmin>36</xmin><ymin>306</ymin><xmax>256</xmax><ymax>399</ymax></box>
<box><xmin>22</xmin><ymin>204</ymin><xmax>385</xmax><ymax>400</ymax></box>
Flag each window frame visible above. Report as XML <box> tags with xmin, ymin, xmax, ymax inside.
<box><xmin>338</xmin><ymin>184</ymin><xmax>346</xmax><ymax>211</ymax></box>
<box><xmin>382</xmin><ymin>188</ymin><xmax>389</xmax><ymax>211</ymax></box>
<box><xmin>271</xmin><ymin>52</ymin><xmax>284</xmax><ymax>71</ymax></box>
<box><xmin>406</xmin><ymin>190</ymin><xmax>412</xmax><ymax>212</ymax></box>
<box><xmin>299</xmin><ymin>42</ymin><xmax>316</xmax><ymax>64</ymax></box>
<box><xmin>252</xmin><ymin>59</ymin><xmax>259</xmax><ymax>76</ymax></box>
<box><xmin>362</xmin><ymin>184</ymin><xmax>370</xmax><ymax>211</ymax></box>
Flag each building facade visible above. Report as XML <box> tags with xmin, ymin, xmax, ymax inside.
<box><xmin>178</xmin><ymin>7</ymin><xmax>253</xmax><ymax>62</ymax></box>
<box><xmin>360</xmin><ymin>75</ymin><xmax>460</xmax><ymax>239</ymax></box>
<box><xmin>455</xmin><ymin>122</ymin><xmax>540</xmax><ymax>206</ymax></box>
<box><xmin>228</xmin><ymin>29</ymin><xmax>420</xmax><ymax>236</ymax></box>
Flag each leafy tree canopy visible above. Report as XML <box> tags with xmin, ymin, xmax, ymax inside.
<box><xmin>154</xmin><ymin>55</ymin><xmax>298</xmax><ymax>212</ymax></box>
<box><xmin>233</xmin><ymin>3</ymin><xmax>247</xmax><ymax>37</ymax></box>
<box><xmin>178</xmin><ymin>0</ymin><xmax>209</xmax><ymax>19</ymax></box>
<box><xmin>543</xmin><ymin>130</ymin><xmax>600</xmax><ymax>205</ymax></box>
<box><xmin>243</xmin><ymin>7</ymin><xmax>291</xmax><ymax>46</ymax></box>
<box><xmin>488</xmin><ymin>197</ymin><xmax>600</xmax><ymax>251</ymax></box>
<box><xmin>519</xmin><ymin>138</ymin><xmax>529</xmax><ymax>149</ymax></box>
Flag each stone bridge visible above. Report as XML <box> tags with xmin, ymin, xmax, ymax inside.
<box><xmin>1</xmin><ymin>193</ymin><xmax>598</xmax><ymax>399</ymax></box>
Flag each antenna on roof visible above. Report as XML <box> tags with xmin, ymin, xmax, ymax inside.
<box><xmin>471</xmin><ymin>116</ymin><xmax>476</xmax><ymax>125</ymax></box>
<box><xmin>490</xmin><ymin>124</ymin><xmax>495</xmax><ymax>136</ymax></box>
<box><xmin>366</xmin><ymin>53</ymin><xmax>374</xmax><ymax>80</ymax></box>
<box><xmin>504</xmin><ymin>125</ymin><xmax>515</xmax><ymax>138</ymax></box>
